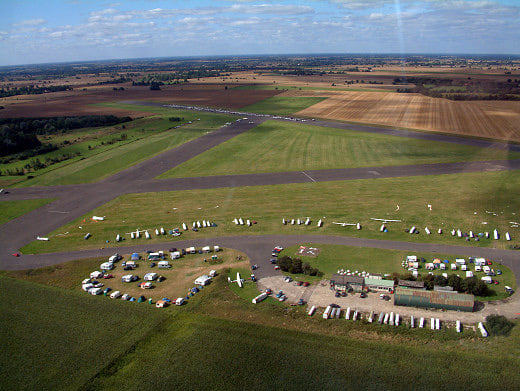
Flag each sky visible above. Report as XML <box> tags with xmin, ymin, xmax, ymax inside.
<box><xmin>0</xmin><ymin>0</ymin><xmax>519</xmax><ymax>66</ymax></box>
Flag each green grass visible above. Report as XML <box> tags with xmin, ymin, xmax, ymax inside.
<box><xmin>21</xmin><ymin>170</ymin><xmax>520</xmax><ymax>254</ymax></box>
<box><xmin>279</xmin><ymin>244</ymin><xmax>516</xmax><ymax>300</ymax></box>
<box><xmin>159</xmin><ymin>120</ymin><xmax>519</xmax><ymax>178</ymax></box>
<box><xmin>2</xmin><ymin>267</ymin><xmax>520</xmax><ymax>390</ymax></box>
<box><xmin>0</xmin><ymin>198</ymin><xmax>53</xmax><ymax>226</ymax></box>
<box><xmin>0</xmin><ymin>276</ymin><xmax>166</xmax><ymax>391</ymax></box>
<box><xmin>242</xmin><ymin>96</ymin><xmax>327</xmax><ymax>115</ymax></box>
<box><xmin>86</xmin><ymin>311</ymin><xmax>520</xmax><ymax>390</ymax></box>
<box><xmin>8</xmin><ymin>106</ymin><xmax>236</xmax><ymax>187</ymax></box>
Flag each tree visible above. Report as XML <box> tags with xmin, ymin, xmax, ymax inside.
<box><xmin>485</xmin><ymin>315</ymin><xmax>515</xmax><ymax>336</ymax></box>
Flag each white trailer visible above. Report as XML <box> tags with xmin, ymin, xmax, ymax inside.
<box><xmin>380</xmin><ymin>224</ymin><xmax>386</xmax><ymax>232</ymax></box>
<box><xmin>160</xmin><ymin>227</ymin><xmax>165</xmax><ymax>235</ymax></box>
<box><xmin>356</xmin><ymin>223</ymin><xmax>361</xmax><ymax>230</ymax></box>
<box><xmin>345</xmin><ymin>307</ymin><xmax>351</xmax><ymax>320</ymax></box>
<box><xmin>330</xmin><ymin>308</ymin><xmax>337</xmax><ymax>319</ymax></box>
<box><xmin>456</xmin><ymin>320</ymin><xmax>461</xmax><ymax>333</ymax></box>
<box><xmin>145</xmin><ymin>231</ymin><xmax>150</xmax><ymax>239</ymax></box>
<box><xmin>485</xmin><ymin>231</ymin><xmax>490</xmax><ymax>239</ymax></box>
<box><xmin>155</xmin><ymin>228</ymin><xmax>159</xmax><ymax>236</ymax></box>
<box><xmin>291</xmin><ymin>219</ymin><xmax>295</xmax><ymax>225</ymax></box>
<box><xmin>282</xmin><ymin>218</ymin><xmax>286</xmax><ymax>225</ymax></box>
<box><xmin>493</xmin><ymin>229</ymin><xmax>499</xmax><ymax>240</ymax></box>
<box><xmin>317</xmin><ymin>219</ymin><xmax>323</xmax><ymax>227</ymax></box>
<box><xmin>352</xmin><ymin>310</ymin><xmax>358</xmax><ymax>321</ymax></box>
<box><xmin>305</xmin><ymin>218</ymin><xmax>310</xmax><ymax>225</ymax></box>
<box><xmin>116</xmin><ymin>234</ymin><xmax>121</xmax><ymax>242</ymax></box>
<box><xmin>368</xmin><ymin>311</ymin><xmax>374</xmax><ymax>323</ymax></box>
<box><xmin>238</xmin><ymin>218</ymin><xmax>244</xmax><ymax>225</ymax></box>
<box><xmin>438</xmin><ymin>228</ymin><xmax>442</xmax><ymax>234</ymax></box>
<box><xmin>36</xmin><ymin>236</ymin><xmax>49</xmax><ymax>241</ymax></box>
<box><xmin>419</xmin><ymin>317</ymin><xmax>425</xmax><ymax>328</ymax></box>
<box><xmin>424</xmin><ymin>227</ymin><xmax>431</xmax><ymax>235</ymax></box>
<box><xmin>130</xmin><ymin>232</ymin><xmax>135</xmax><ymax>239</ymax></box>
<box><xmin>182</xmin><ymin>223</ymin><xmax>187</xmax><ymax>231</ymax></box>
<box><xmin>176</xmin><ymin>297</ymin><xmax>185</xmax><ymax>306</ymax></box>
<box><xmin>197</xmin><ymin>221</ymin><xmax>201</xmax><ymax>228</ymax></box>
<box><xmin>297</xmin><ymin>218</ymin><xmax>301</xmax><ymax>225</ymax></box>
<box><xmin>202</xmin><ymin>220</ymin><xmax>207</xmax><ymax>228</ymax></box>
<box><xmin>435</xmin><ymin>318</ymin><xmax>441</xmax><ymax>330</ymax></box>
<box><xmin>409</xmin><ymin>226</ymin><xmax>416</xmax><ymax>234</ymax></box>
<box><xmin>252</xmin><ymin>292</ymin><xmax>268</xmax><ymax>304</ymax></box>
<box><xmin>308</xmin><ymin>306</ymin><xmax>316</xmax><ymax>316</ymax></box>
<box><xmin>389</xmin><ymin>312</ymin><xmax>395</xmax><ymax>326</ymax></box>
<box><xmin>383</xmin><ymin>313</ymin><xmax>390</xmax><ymax>324</ymax></box>
<box><xmin>323</xmin><ymin>305</ymin><xmax>332</xmax><ymax>319</ymax></box>
<box><xmin>378</xmin><ymin>313</ymin><xmax>384</xmax><ymax>324</ymax></box>
<box><xmin>506</xmin><ymin>232</ymin><xmax>511</xmax><ymax>241</ymax></box>
<box><xmin>170</xmin><ymin>251</ymin><xmax>181</xmax><ymax>260</ymax></box>
<box><xmin>431</xmin><ymin>318</ymin><xmax>435</xmax><ymax>330</ymax></box>
<box><xmin>202</xmin><ymin>246</ymin><xmax>211</xmax><ymax>253</ymax></box>
<box><xmin>478</xmin><ymin>322</ymin><xmax>488</xmax><ymax>337</ymax></box>
<box><xmin>410</xmin><ymin>315</ymin><xmax>415</xmax><ymax>328</ymax></box>
<box><xmin>469</xmin><ymin>231</ymin><xmax>474</xmax><ymax>238</ymax></box>
<box><xmin>457</xmin><ymin>229</ymin><xmax>462</xmax><ymax>238</ymax></box>
<box><xmin>247</xmin><ymin>219</ymin><xmax>251</xmax><ymax>226</ymax></box>
<box><xmin>213</xmin><ymin>245</ymin><xmax>220</xmax><ymax>252</ymax></box>
<box><xmin>135</xmin><ymin>230</ymin><xmax>140</xmax><ymax>238</ymax></box>
<box><xmin>335</xmin><ymin>307</ymin><xmax>341</xmax><ymax>319</ymax></box>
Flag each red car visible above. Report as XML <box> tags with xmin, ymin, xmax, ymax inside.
<box><xmin>12</xmin><ymin>253</ymin><xmax>20</xmax><ymax>257</ymax></box>
<box><xmin>274</xmin><ymin>265</ymin><xmax>280</xmax><ymax>270</ymax></box>
<box><xmin>103</xmin><ymin>274</ymin><xmax>114</xmax><ymax>279</ymax></box>
<box><xmin>486</xmin><ymin>260</ymin><xmax>492</xmax><ymax>265</ymax></box>
<box><xmin>302</xmin><ymin>282</ymin><xmax>310</xmax><ymax>287</ymax></box>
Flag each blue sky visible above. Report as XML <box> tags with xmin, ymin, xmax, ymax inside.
<box><xmin>0</xmin><ymin>0</ymin><xmax>519</xmax><ymax>65</ymax></box>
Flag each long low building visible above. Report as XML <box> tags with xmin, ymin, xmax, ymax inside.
<box><xmin>394</xmin><ymin>287</ymin><xmax>475</xmax><ymax>312</ymax></box>
<box><xmin>365</xmin><ymin>277</ymin><xmax>394</xmax><ymax>293</ymax></box>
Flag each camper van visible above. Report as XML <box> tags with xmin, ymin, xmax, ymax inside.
<box><xmin>144</xmin><ymin>272</ymin><xmax>158</xmax><ymax>281</ymax></box>
<box><xmin>100</xmin><ymin>262</ymin><xmax>114</xmax><ymax>270</ymax></box>
<box><xmin>194</xmin><ymin>275</ymin><xmax>212</xmax><ymax>286</ymax></box>
<box><xmin>89</xmin><ymin>287</ymin><xmax>103</xmax><ymax>295</ymax></box>
<box><xmin>121</xmin><ymin>274</ymin><xmax>138</xmax><ymax>283</ymax></box>
<box><xmin>186</xmin><ymin>247</ymin><xmax>196</xmax><ymax>254</ymax></box>
<box><xmin>170</xmin><ymin>251</ymin><xmax>181</xmax><ymax>260</ymax></box>
<box><xmin>175</xmin><ymin>297</ymin><xmax>185</xmax><ymax>306</ymax></box>
<box><xmin>158</xmin><ymin>260</ymin><xmax>171</xmax><ymax>269</ymax></box>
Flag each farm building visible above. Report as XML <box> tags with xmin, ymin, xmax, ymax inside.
<box><xmin>330</xmin><ymin>274</ymin><xmax>364</xmax><ymax>292</ymax></box>
<box><xmin>398</xmin><ymin>280</ymin><xmax>425</xmax><ymax>290</ymax></box>
<box><xmin>365</xmin><ymin>277</ymin><xmax>394</xmax><ymax>293</ymax></box>
<box><xmin>394</xmin><ymin>287</ymin><xmax>474</xmax><ymax>312</ymax></box>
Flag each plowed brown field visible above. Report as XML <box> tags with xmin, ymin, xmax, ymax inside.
<box><xmin>297</xmin><ymin>91</ymin><xmax>520</xmax><ymax>142</ymax></box>
<box><xmin>0</xmin><ymin>84</ymin><xmax>280</xmax><ymax>118</ymax></box>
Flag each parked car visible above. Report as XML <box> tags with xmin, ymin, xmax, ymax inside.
<box><xmin>103</xmin><ymin>274</ymin><xmax>114</xmax><ymax>279</ymax></box>
<box><xmin>496</xmin><ymin>269</ymin><xmax>502</xmax><ymax>275</ymax></box>
<box><xmin>360</xmin><ymin>292</ymin><xmax>367</xmax><ymax>298</ymax></box>
<box><xmin>302</xmin><ymin>282</ymin><xmax>310</xmax><ymax>287</ymax></box>
<box><xmin>270</xmin><ymin>259</ymin><xmax>277</xmax><ymax>264</ymax></box>
<box><xmin>297</xmin><ymin>298</ymin><xmax>305</xmax><ymax>305</ymax></box>
<box><xmin>121</xmin><ymin>294</ymin><xmax>130</xmax><ymax>300</ymax></box>
<box><xmin>265</xmin><ymin>288</ymin><xmax>272</xmax><ymax>295</ymax></box>
<box><xmin>274</xmin><ymin>265</ymin><xmax>280</xmax><ymax>270</ymax></box>
<box><xmin>335</xmin><ymin>291</ymin><xmax>341</xmax><ymax>297</ymax></box>
<box><xmin>295</xmin><ymin>281</ymin><xmax>303</xmax><ymax>286</ymax></box>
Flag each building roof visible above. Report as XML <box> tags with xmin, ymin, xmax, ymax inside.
<box><xmin>398</xmin><ymin>280</ymin><xmax>425</xmax><ymax>289</ymax></box>
<box><xmin>365</xmin><ymin>277</ymin><xmax>394</xmax><ymax>287</ymax></box>
<box><xmin>331</xmin><ymin>274</ymin><xmax>364</xmax><ymax>285</ymax></box>
<box><xmin>395</xmin><ymin>287</ymin><xmax>474</xmax><ymax>307</ymax></box>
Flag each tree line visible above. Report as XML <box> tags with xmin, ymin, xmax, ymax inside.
<box><xmin>0</xmin><ymin>115</ymin><xmax>131</xmax><ymax>157</ymax></box>
<box><xmin>0</xmin><ymin>85</ymin><xmax>72</xmax><ymax>98</ymax></box>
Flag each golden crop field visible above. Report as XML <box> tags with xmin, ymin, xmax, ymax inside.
<box><xmin>296</xmin><ymin>91</ymin><xmax>520</xmax><ymax>142</ymax></box>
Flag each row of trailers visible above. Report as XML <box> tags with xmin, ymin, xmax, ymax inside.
<box><xmin>307</xmin><ymin>305</ymin><xmax>488</xmax><ymax>337</ymax></box>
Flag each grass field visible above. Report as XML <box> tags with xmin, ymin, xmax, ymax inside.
<box><xmin>5</xmin><ymin>106</ymin><xmax>236</xmax><ymax>187</ymax></box>
<box><xmin>0</xmin><ymin>277</ymin><xmax>166</xmax><ymax>391</ymax></box>
<box><xmin>21</xmin><ymin>170</ymin><xmax>520</xmax><ymax>254</ymax></box>
<box><xmin>3</xmin><ymin>248</ymin><xmax>249</xmax><ymax>300</ymax></box>
<box><xmin>159</xmin><ymin>120</ymin><xmax>518</xmax><ymax>178</ymax></box>
<box><xmin>242</xmin><ymin>96</ymin><xmax>327</xmax><ymax>115</ymax></box>
<box><xmin>279</xmin><ymin>244</ymin><xmax>516</xmax><ymax>300</ymax></box>
<box><xmin>2</xmin><ymin>268</ymin><xmax>520</xmax><ymax>390</ymax></box>
<box><xmin>297</xmin><ymin>90</ymin><xmax>520</xmax><ymax>142</ymax></box>
<box><xmin>0</xmin><ymin>198</ymin><xmax>53</xmax><ymax>226</ymax></box>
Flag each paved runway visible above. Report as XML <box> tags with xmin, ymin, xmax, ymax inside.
<box><xmin>1</xmin><ymin>102</ymin><xmax>519</xmax><ymax>282</ymax></box>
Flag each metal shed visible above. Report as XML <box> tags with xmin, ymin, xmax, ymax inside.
<box><xmin>394</xmin><ymin>287</ymin><xmax>474</xmax><ymax>312</ymax></box>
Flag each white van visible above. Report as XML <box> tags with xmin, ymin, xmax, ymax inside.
<box><xmin>144</xmin><ymin>272</ymin><xmax>158</xmax><ymax>281</ymax></box>
<box><xmin>209</xmin><ymin>270</ymin><xmax>217</xmax><ymax>277</ymax></box>
<box><xmin>100</xmin><ymin>262</ymin><xmax>114</xmax><ymax>270</ymax></box>
<box><xmin>110</xmin><ymin>291</ymin><xmax>121</xmax><ymax>299</ymax></box>
<box><xmin>170</xmin><ymin>251</ymin><xmax>181</xmax><ymax>260</ymax></box>
<box><xmin>158</xmin><ymin>260</ymin><xmax>171</xmax><ymax>269</ymax></box>
<box><xmin>89</xmin><ymin>287</ymin><xmax>103</xmax><ymax>295</ymax></box>
<box><xmin>175</xmin><ymin>297</ymin><xmax>185</xmax><ymax>306</ymax></box>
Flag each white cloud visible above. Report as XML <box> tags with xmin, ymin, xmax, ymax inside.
<box><xmin>14</xmin><ymin>18</ymin><xmax>47</xmax><ymax>26</ymax></box>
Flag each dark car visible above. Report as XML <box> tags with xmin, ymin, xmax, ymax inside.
<box><xmin>270</xmin><ymin>259</ymin><xmax>277</xmax><ymax>264</ymax></box>
<box><xmin>295</xmin><ymin>281</ymin><xmax>303</xmax><ymax>286</ymax></box>
<box><xmin>360</xmin><ymin>292</ymin><xmax>367</xmax><ymax>298</ymax></box>
<box><xmin>150</xmin><ymin>262</ymin><xmax>156</xmax><ymax>268</ymax></box>
<box><xmin>335</xmin><ymin>291</ymin><xmax>340</xmax><ymax>297</ymax></box>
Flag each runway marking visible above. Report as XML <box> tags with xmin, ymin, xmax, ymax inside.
<box><xmin>301</xmin><ymin>171</ymin><xmax>316</xmax><ymax>182</ymax></box>
<box><xmin>48</xmin><ymin>210</ymin><xmax>69</xmax><ymax>214</ymax></box>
